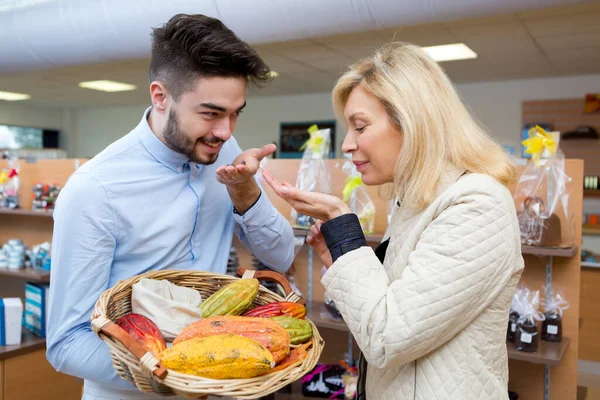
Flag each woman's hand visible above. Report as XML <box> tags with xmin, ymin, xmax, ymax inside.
<box><xmin>306</xmin><ymin>220</ymin><xmax>333</xmax><ymax>268</ymax></box>
<box><xmin>262</xmin><ymin>169</ymin><xmax>351</xmax><ymax>221</ymax></box>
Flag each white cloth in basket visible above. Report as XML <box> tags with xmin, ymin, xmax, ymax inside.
<box><xmin>131</xmin><ymin>278</ymin><xmax>202</xmax><ymax>340</ymax></box>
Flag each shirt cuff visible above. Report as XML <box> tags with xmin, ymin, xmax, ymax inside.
<box><xmin>321</xmin><ymin>213</ymin><xmax>367</xmax><ymax>262</ymax></box>
<box><xmin>232</xmin><ymin>190</ymin><xmax>272</xmax><ymax>230</ymax></box>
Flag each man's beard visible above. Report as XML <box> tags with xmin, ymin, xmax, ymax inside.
<box><xmin>162</xmin><ymin>108</ymin><xmax>222</xmax><ymax>165</ymax></box>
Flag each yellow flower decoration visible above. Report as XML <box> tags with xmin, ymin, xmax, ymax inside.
<box><xmin>343</xmin><ymin>176</ymin><xmax>363</xmax><ymax>203</ymax></box>
<box><xmin>522</xmin><ymin>125</ymin><xmax>557</xmax><ymax>165</ymax></box>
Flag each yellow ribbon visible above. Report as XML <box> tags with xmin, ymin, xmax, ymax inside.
<box><xmin>299</xmin><ymin>124</ymin><xmax>324</xmax><ymax>153</ymax></box>
<box><xmin>522</xmin><ymin>125</ymin><xmax>557</xmax><ymax>165</ymax></box>
<box><xmin>343</xmin><ymin>176</ymin><xmax>363</xmax><ymax>202</ymax></box>
<box><xmin>0</xmin><ymin>172</ymin><xmax>6</xmax><ymax>185</ymax></box>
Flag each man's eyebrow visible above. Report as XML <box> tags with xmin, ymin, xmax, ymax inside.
<box><xmin>198</xmin><ymin>101</ymin><xmax>247</xmax><ymax>113</ymax></box>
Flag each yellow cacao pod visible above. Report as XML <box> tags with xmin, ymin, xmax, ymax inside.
<box><xmin>159</xmin><ymin>334</ymin><xmax>274</xmax><ymax>379</ymax></box>
<box><xmin>200</xmin><ymin>278</ymin><xmax>259</xmax><ymax>318</ymax></box>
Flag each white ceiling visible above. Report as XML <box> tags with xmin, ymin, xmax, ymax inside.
<box><xmin>1</xmin><ymin>1</ymin><xmax>600</xmax><ymax>108</ymax></box>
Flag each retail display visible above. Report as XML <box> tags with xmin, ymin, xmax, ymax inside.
<box><xmin>292</xmin><ymin>124</ymin><xmax>333</xmax><ymax>228</ymax></box>
<box><xmin>512</xmin><ymin>286</ymin><xmax>545</xmax><ymax>353</ymax></box>
<box><xmin>31</xmin><ymin>182</ymin><xmax>61</xmax><ymax>211</ymax></box>
<box><xmin>23</xmin><ymin>282</ymin><xmax>49</xmax><ymax>337</ymax></box>
<box><xmin>0</xmin><ymin>297</ymin><xmax>23</xmax><ymax>346</ymax></box>
<box><xmin>515</xmin><ymin>125</ymin><xmax>574</xmax><ymax>247</ymax></box>
<box><xmin>542</xmin><ymin>287</ymin><xmax>569</xmax><ymax>342</ymax></box>
<box><xmin>0</xmin><ymin>157</ymin><xmax>20</xmax><ymax>209</ymax></box>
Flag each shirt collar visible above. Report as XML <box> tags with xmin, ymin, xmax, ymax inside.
<box><xmin>137</xmin><ymin>106</ymin><xmax>190</xmax><ymax>173</ymax></box>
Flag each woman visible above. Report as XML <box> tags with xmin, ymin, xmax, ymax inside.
<box><xmin>263</xmin><ymin>42</ymin><xmax>524</xmax><ymax>399</ymax></box>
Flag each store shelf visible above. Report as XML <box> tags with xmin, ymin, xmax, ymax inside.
<box><xmin>293</xmin><ymin>227</ymin><xmax>384</xmax><ymax>244</ymax></box>
<box><xmin>0</xmin><ymin>329</ymin><xmax>46</xmax><ymax>361</ymax></box>
<box><xmin>584</xmin><ymin>190</ymin><xmax>600</xmax><ymax>198</ymax></box>
<box><xmin>581</xmin><ymin>261</ymin><xmax>600</xmax><ymax>269</ymax></box>
<box><xmin>521</xmin><ymin>245</ymin><xmax>577</xmax><ymax>258</ymax></box>
<box><xmin>306</xmin><ymin>302</ymin><xmax>349</xmax><ymax>332</ymax></box>
<box><xmin>0</xmin><ymin>208</ymin><xmax>53</xmax><ymax>217</ymax></box>
<box><xmin>0</xmin><ymin>267</ymin><xmax>50</xmax><ymax>282</ymax></box>
<box><xmin>582</xmin><ymin>224</ymin><xmax>600</xmax><ymax>236</ymax></box>
<box><xmin>506</xmin><ymin>337</ymin><xmax>570</xmax><ymax>366</ymax></box>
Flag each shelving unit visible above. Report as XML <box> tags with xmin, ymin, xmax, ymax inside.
<box><xmin>0</xmin><ymin>208</ymin><xmax>53</xmax><ymax>217</ymax></box>
<box><xmin>582</xmin><ymin>261</ymin><xmax>600</xmax><ymax>269</ymax></box>
<box><xmin>506</xmin><ymin>338</ymin><xmax>571</xmax><ymax>366</ymax></box>
<box><xmin>584</xmin><ymin>190</ymin><xmax>600</xmax><ymax>198</ymax></box>
<box><xmin>0</xmin><ymin>267</ymin><xmax>50</xmax><ymax>282</ymax></box>
<box><xmin>582</xmin><ymin>224</ymin><xmax>600</xmax><ymax>236</ymax></box>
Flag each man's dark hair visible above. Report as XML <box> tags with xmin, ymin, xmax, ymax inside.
<box><xmin>150</xmin><ymin>14</ymin><xmax>272</xmax><ymax>99</ymax></box>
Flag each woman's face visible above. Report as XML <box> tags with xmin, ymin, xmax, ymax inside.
<box><xmin>341</xmin><ymin>85</ymin><xmax>403</xmax><ymax>185</ymax></box>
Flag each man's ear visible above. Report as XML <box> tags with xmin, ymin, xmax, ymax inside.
<box><xmin>149</xmin><ymin>81</ymin><xmax>170</xmax><ymax>113</ymax></box>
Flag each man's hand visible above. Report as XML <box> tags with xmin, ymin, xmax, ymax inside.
<box><xmin>216</xmin><ymin>143</ymin><xmax>276</xmax><ymax>214</ymax></box>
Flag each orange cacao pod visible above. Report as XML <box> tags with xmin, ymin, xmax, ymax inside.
<box><xmin>173</xmin><ymin>315</ymin><xmax>291</xmax><ymax>363</ymax></box>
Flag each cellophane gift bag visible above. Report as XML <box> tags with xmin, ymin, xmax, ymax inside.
<box><xmin>292</xmin><ymin>125</ymin><xmax>333</xmax><ymax>228</ymax></box>
<box><xmin>341</xmin><ymin>155</ymin><xmax>375</xmax><ymax>234</ymax></box>
<box><xmin>514</xmin><ymin>125</ymin><xmax>574</xmax><ymax>247</ymax></box>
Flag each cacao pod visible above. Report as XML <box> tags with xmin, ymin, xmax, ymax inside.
<box><xmin>174</xmin><ymin>316</ymin><xmax>290</xmax><ymax>363</ymax></box>
<box><xmin>117</xmin><ymin>313</ymin><xmax>166</xmax><ymax>356</ymax></box>
<box><xmin>200</xmin><ymin>278</ymin><xmax>259</xmax><ymax>318</ymax></box>
<box><xmin>242</xmin><ymin>301</ymin><xmax>306</xmax><ymax>319</ymax></box>
<box><xmin>160</xmin><ymin>334</ymin><xmax>274</xmax><ymax>379</ymax></box>
<box><xmin>269</xmin><ymin>316</ymin><xmax>313</xmax><ymax>345</ymax></box>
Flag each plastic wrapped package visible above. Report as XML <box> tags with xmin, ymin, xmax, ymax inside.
<box><xmin>512</xmin><ymin>286</ymin><xmax>545</xmax><ymax>352</ymax></box>
<box><xmin>341</xmin><ymin>156</ymin><xmax>375</xmax><ymax>234</ymax></box>
<box><xmin>515</xmin><ymin>125</ymin><xmax>574</xmax><ymax>247</ymax></box>
<box><xmin>292</xmin><ymin>125</ymin><xmax>332</xmax><ymax>228</ymax></box>
<box><xmin>541</xmin><ymin>286</ymin><xmax>569</xmax><ymax>342</ymax></box>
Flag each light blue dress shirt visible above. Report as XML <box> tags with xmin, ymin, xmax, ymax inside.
<box><xmin>46</xmin><ymin>108</ymin><xmax>295</xmax><ymax>398</ymax></box>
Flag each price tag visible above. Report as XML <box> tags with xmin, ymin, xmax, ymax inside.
<box><xmin>520</xmin><ymin>332</ymin><xmax>533</xmax><ymax>344</ymax></box>
<box><xmin>547</xmin><ymin>325</ymin><xmax>558</xmax><ymax>335</ymax></box>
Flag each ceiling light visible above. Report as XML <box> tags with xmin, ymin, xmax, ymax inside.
<box><xmin>423</xmin><ymin>43</ymin><xmax>477</xmax><ymax>62</ymax></box>
<box><xmin>0</xmin><ymin>90</ymin><xmax>31</xmax><ymax>101</ymax></box>
<box><xmin>78</xmin><ymin>80</ymin><xmax>137</xmax><ymax>92</ymax></box>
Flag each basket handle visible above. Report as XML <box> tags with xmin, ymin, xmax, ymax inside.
<box><xmin>92</xmin><ymin>317</ymin><xmax>168</xmax><ymax>380</ymax></box>
<box><xmin>237</xmin><ymin>267</ymin><xmax>306</xmax><ymax>306</ymax></box>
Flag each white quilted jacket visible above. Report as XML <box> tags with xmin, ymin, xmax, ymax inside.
<box><xmin>321</xmin><ymin>167</ymin><xmax>524</xmax><ymax>399</ymax></box>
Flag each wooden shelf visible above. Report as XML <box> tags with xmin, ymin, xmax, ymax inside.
<box><xmin>581</xmin><ymin>261</ymin><xmax>600</xmax><ymax>269</ymax></box>
<box><xmin>521</xmin><ymin>245</ymin><xmax>578</xmax><ymax>258</ymax></box>
<box><xmin>293</xmin><ymin>227</ymin><xmax>384</xmax><ymax>244</ymax></box>
<box><xmin>307</xmin><ymin>302</ymin><xmax>349</xmax><ymax>332</ymax></box>
<box><xmin>0</xmin><ymin>208</ymin><xmax>53</xmax><ymax>217</ymax></box>
<box><xmin>584</xmin><ymin>190</ymin><xmax>600</xmax><ymax>198</ymax></box>
<box><xmin>0</xmin><ymin>329</ymin><xmax>46</xmax><ymax>361</ymax></box>
<box><xmin>582</xmin><ymin>224</ymin><xmax>600</xmax><ymax>236</ymax></box>
<box><xmin>0</xmin><ymin>268</ymin><xmax>50</xmax><ymax>282</ymax></box>
<box><xmin>506</xmin><ymin>337</ymin><xmax>570</xmax><ymax>366</ymax></box>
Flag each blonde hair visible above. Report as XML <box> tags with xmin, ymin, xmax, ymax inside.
<box><xmin>332</xmin><ymin>42</ymin><xmax>516</xmax><ymax>209</ymax></box>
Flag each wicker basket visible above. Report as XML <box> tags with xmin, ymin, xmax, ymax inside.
<box><xmin>91</xmin><ymin>268</ymin><xmax>324</xmax><ymax>399</ymax></box>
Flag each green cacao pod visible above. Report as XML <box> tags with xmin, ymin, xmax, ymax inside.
<box><xmin>199</xmin><ymin>278</ymin><xmax>259</xmax><ymax>318</ymax></box>
<box><xmin>269</xmin><ymin>315</ymin><xmax>313</xmax><ymax>345</ymax></box>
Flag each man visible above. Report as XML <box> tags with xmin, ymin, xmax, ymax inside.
<box><xmin>46</xmin><ymin>14</ymin><xmax>295</xmax><ymax>399</ymax></box>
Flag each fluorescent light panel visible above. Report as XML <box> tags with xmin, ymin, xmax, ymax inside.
<box><xmin>423</xmin><ymin>43</ymin><xmax>477</xmax><ymax>62</ymax></box>
<box><xmin>0</xmin><ymin>90</ymin><xmax>31</xmax><ymax>101</ymax></box>
<box><xmin>79</xmin><ymin>80</ymin><xmax>137</xmax><ymax>92</ymax></box>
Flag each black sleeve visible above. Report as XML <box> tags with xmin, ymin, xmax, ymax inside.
<box><xmin>320</xmin><ymin>213</ymin><xmax>367</xmax><ymax>262</ymax></box>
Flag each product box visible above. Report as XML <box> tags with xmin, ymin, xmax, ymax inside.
<box><xmin>23</xmin><ymin>282</ymin><xmax>49</xmax><ymax>338</ymax></box>
<box><xmin>1</xmin><ymin>297</ymin><xmax>24</xmax><ymax>346</ymax></box>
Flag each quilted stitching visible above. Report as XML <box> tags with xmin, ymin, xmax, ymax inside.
<box><xmin>321</xmin><ymin>173</ymin><xmax>523</xmax><ymax>399</ymax></box>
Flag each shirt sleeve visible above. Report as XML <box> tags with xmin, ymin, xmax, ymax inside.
<box><xmin>46</xmin><ymin>172</ymin><xmax>134</xmax><ymax>390</ymax></box>
<box><xmin>233</xmin><ymin>184</ymin><xmax>295</xmax><ymax>273</ymax></box>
